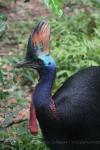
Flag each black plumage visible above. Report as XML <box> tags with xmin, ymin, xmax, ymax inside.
<box><xmin>52</xmin><ymin>67</ymin><xmax>100</xmax><ymax>149</ymax></box>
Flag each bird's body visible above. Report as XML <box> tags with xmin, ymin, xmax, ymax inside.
<box><xmin>34</xmin><ymin>66</ymin><xmax>100</xmax><ymax>150</ymax></box>
<box><xmin>17</xmin><ymin>21</ymin><xmax>100</xmax><ymax>150</ymax></box>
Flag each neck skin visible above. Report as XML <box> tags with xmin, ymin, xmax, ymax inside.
<box><xmin>33</xmin><ymin>67</ymin><xmax>56</xmax><ymax>110</ymax></box>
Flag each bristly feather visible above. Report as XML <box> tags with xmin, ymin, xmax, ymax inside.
<box><xmin>31</xmin><ymin>20</ymin><xmax>50</xmax><ymax>54</ymax></box>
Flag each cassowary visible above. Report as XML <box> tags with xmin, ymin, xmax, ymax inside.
<box><xmin>17</xmin><ymin>21</ymin><xmax>100</xmax><ymax>150</ymax></box>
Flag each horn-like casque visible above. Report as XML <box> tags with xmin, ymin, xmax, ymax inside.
<box><xmin>16</xmin><ymin>20</ymin><xmax>50</xmax><ymax>68</ymax></box>
<box><xmin>32</xmin><ymin>20</ymin><xmax>50</xmax><ymax>53</ymax></box>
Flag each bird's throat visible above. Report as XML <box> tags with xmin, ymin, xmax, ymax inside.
<box><xmin>28</xmin><ymin>68</ymin><xmax>56</xmax><ymax>135</ymax></box>
<box><xmin>33</xmin><ymin>68</ymin><xmax>56</xmax><ymax>110</ymax></box>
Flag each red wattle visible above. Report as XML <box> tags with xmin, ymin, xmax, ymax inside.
<box><xmin>28</xmin><ymin>101</ymin><xmax>38</xmax><ymax>135</ymax></box>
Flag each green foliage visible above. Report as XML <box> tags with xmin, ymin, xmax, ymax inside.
<box><xmin>44</xmin><ymin>0</ymin><xmax>63</xmax><ymax>16</ymax></box>
<box><xmin>44</xmin><ymin>0</ymin><xmax>100</xmax><ymax>16</ymax></box>
<box><xmin>0</xmin><ymin>122</ymin><xmax>48</xmax><ymax>150</ymax></box>
<box><xmin>0</xmin><ymin>13</ymin><xmax>7</xmax><ymax>37</ymax></box>
<box><xmin>50</xmin><ymin>12</ymin><xmax>100</xmax><ymax>89</ymax></box>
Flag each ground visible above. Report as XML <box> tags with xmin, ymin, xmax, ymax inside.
<box><xmin>0</xmin><ymin>0</ymin><xmax>50</xmax><ymax>55</ymax></box>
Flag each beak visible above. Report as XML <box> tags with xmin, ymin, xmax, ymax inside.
<box><xmin>16</xmin><ymin>59</ymin><xmax>40</xmax><ymax>69</ymax></box>
<box><xmin>16</xmin><ymin>59</ymin><xmax>33</xmax><ymax>68</ymax></box>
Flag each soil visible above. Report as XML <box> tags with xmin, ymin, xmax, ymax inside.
<box><xmin>0</xmin><ymin>0</ymin><xmax>50</xmax><ymax>21</ymax></box>
<box><xmin>0</xmin><ymin>0</ymin><xmax>51</xmax><ymax>55</ymax></box>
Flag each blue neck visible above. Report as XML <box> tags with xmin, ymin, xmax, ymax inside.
<box><xmin>33</xmin><ymin>68</ymin><xmax>56</xmax><ymax>110</ymax></box>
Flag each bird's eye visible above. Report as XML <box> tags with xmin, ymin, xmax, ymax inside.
<box><xmin>36</xmin><ymin>59</ymin><xmax>43</xmax><ymax>65</ymax></box>
<box><xmin>48</xmin><ymin>62</ymin><xmax>51</xmax><ymax>65</ymax></box>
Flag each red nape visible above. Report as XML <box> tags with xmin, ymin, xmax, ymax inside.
<box><xmin>50</xmin><ymin>99</ymin><xmax>59</xmax><ymax>119</ymax></box>
<box><xmin>28</xmin><ymin>101</ymin><xmax>38</xmax><ymax>135</ymax></box>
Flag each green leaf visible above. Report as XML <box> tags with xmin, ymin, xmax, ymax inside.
<box><xmin>43</xmin><ymin>0</ymin><xmax>63</xmax><ymax>16</ymax></box>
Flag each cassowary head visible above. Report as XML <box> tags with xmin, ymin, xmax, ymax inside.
<box><xmin>16</xmin><ymin>20</ymin><xmax>56</xmax><ymax>70</ymax></box>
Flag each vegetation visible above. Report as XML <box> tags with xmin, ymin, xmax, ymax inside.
<box><xmin>0</xmin><ymin>0</ymin><xmax>100</xmax><ymax>149</ymax></box>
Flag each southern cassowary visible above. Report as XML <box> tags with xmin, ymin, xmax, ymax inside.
<box><xmin>17</xmin><ymin>21</ymin><xmax>100</xmax><ymax>150</ymax></box>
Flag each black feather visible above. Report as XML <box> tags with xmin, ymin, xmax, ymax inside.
<box><xmin>39</xmin><ymin>66</ymin><xmax>100</xmax><ymax>150</ymax></box>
